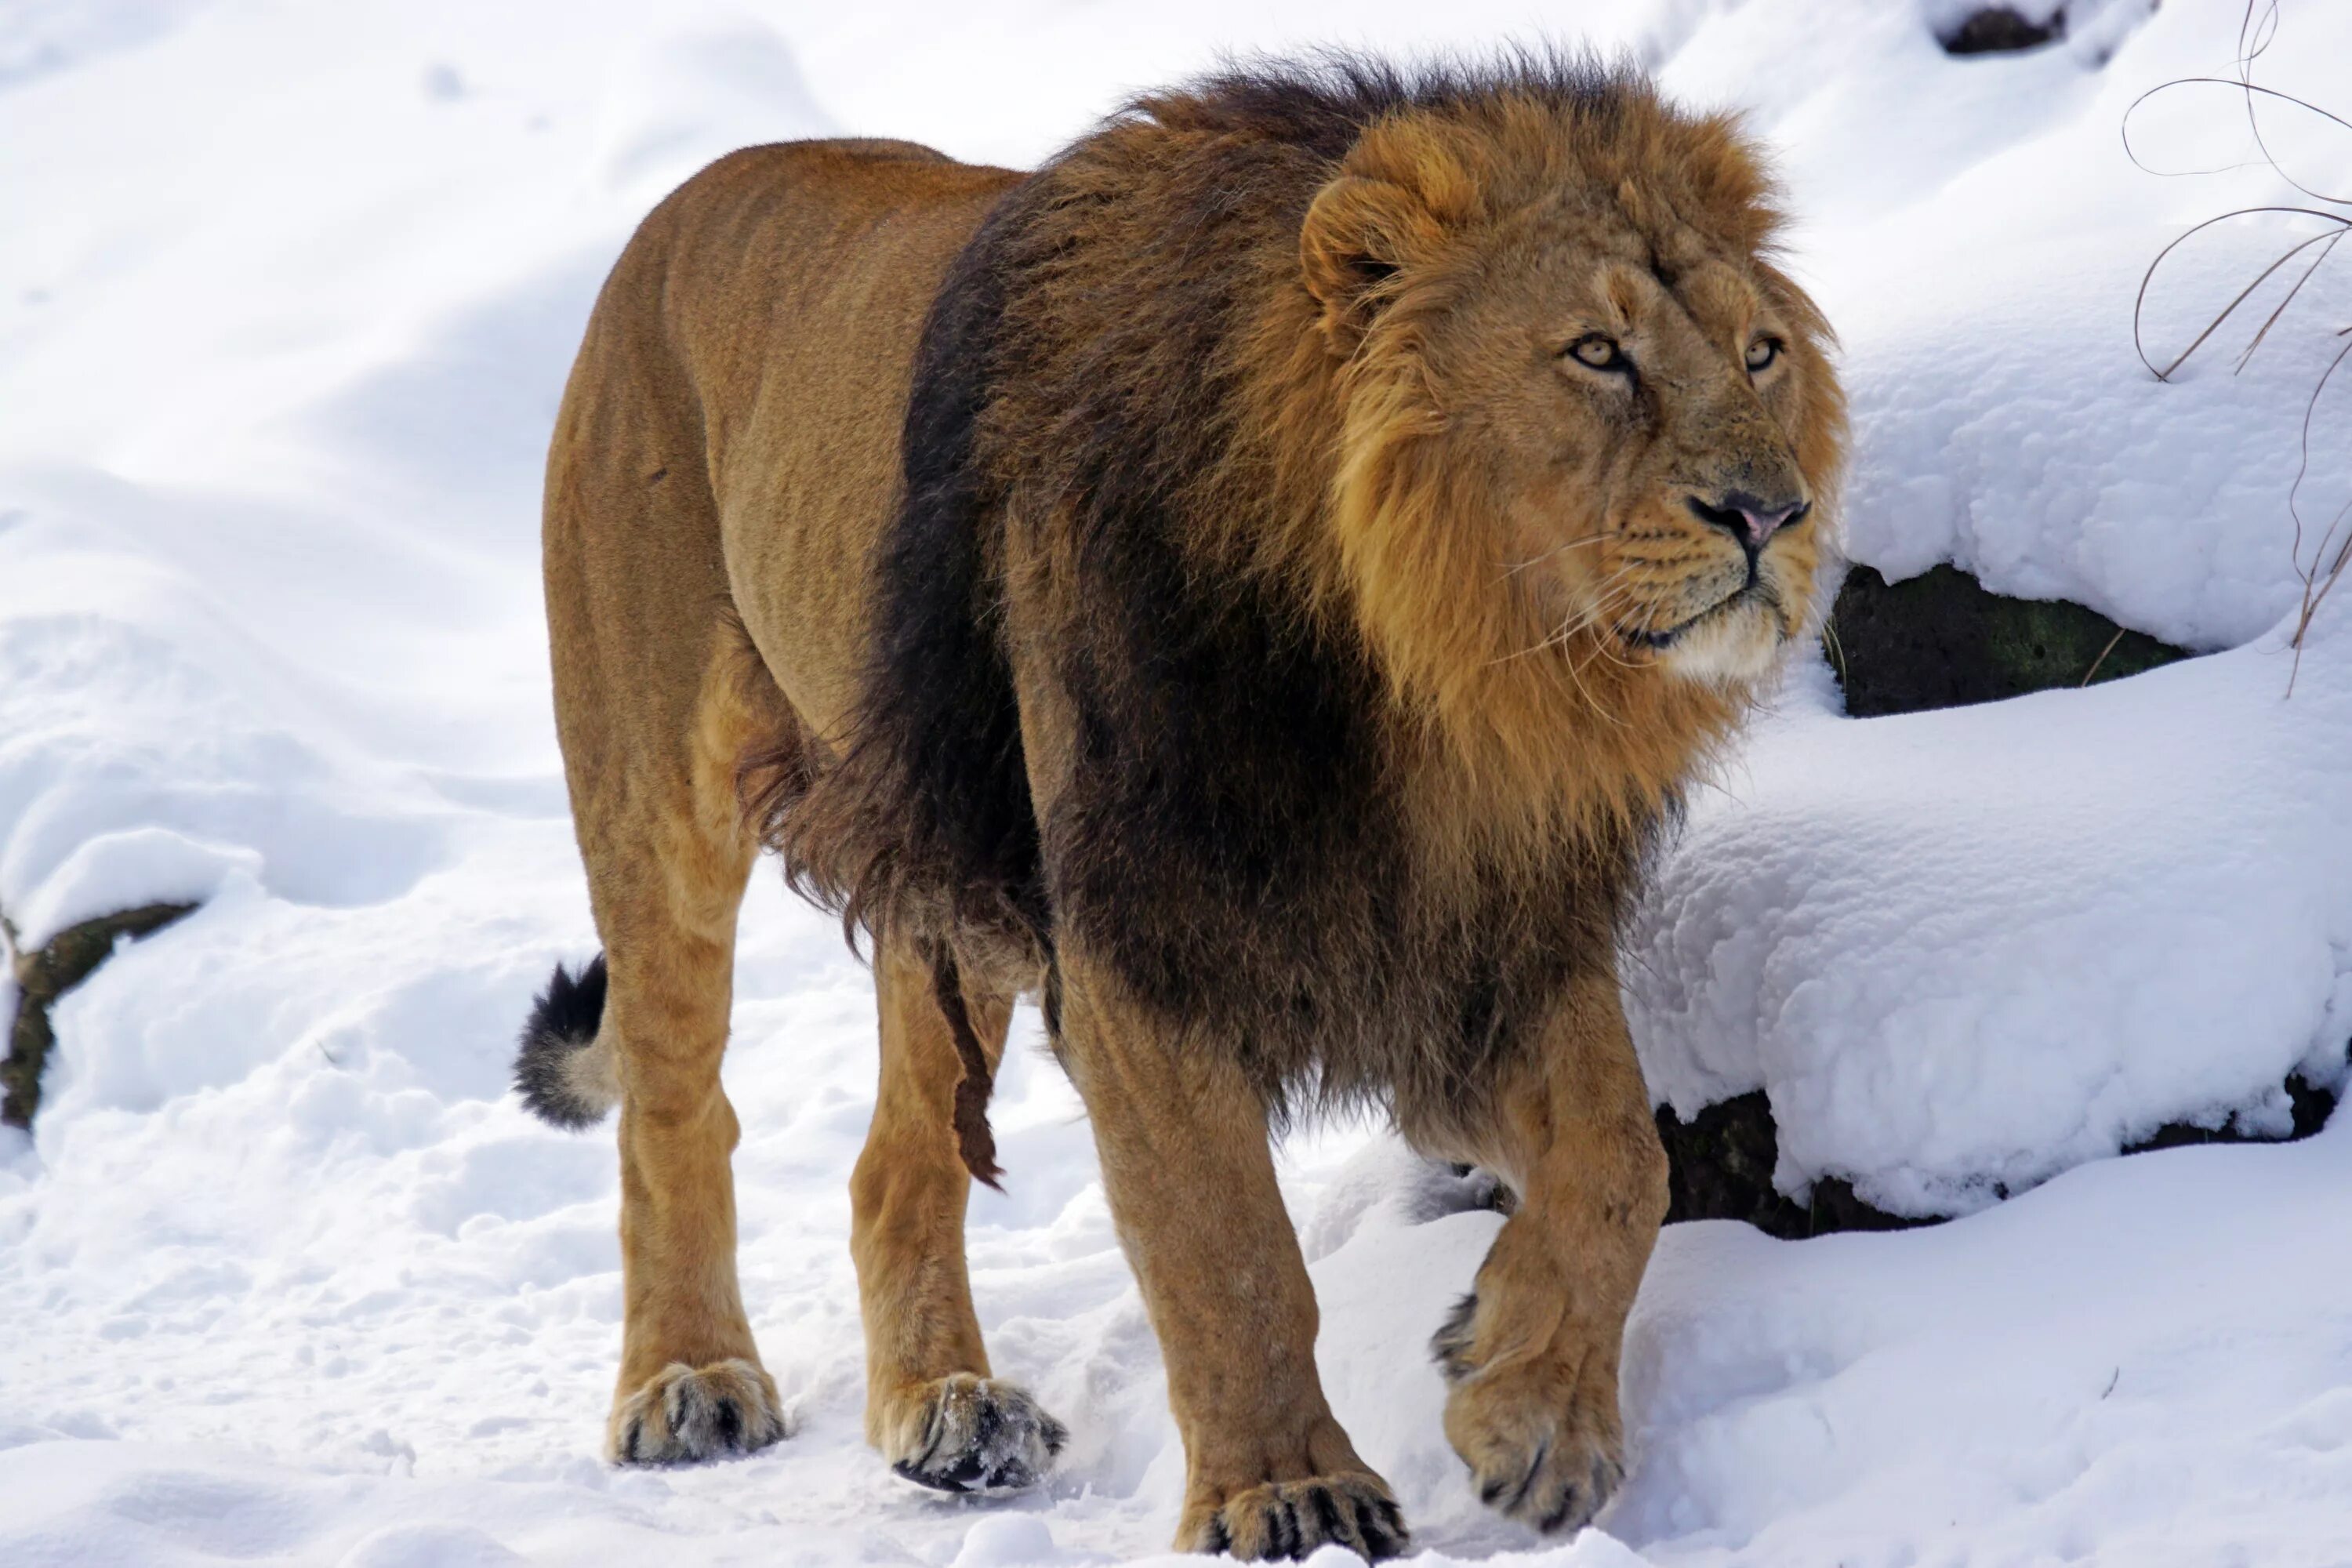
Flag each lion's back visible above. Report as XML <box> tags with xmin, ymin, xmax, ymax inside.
<box><xmin>548</xmin><ymin>136</ymin><xmax>1024</xmax><ymax>737</ymax></box>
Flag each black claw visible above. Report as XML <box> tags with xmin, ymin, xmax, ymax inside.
<box><xmin>935</xmin><ymin>1397</ymin><xmax>1004</xmax><ymax>1490</ymax></box>
<box><xmin>894</xmin><ymin>1456</ymin><xmax>970</xmax><ymax>1494</ymax></box>
<box><xmin>939</xmin><ymin>1460</ymin><xmax>988</xmax><ymax>1492</ymax></box>
<box><xmin>1204</xmin><ymin>1517</ymin><xmax>1232</xmax><ymax>1556</ymax></box>
<box><xmin>907</xmin><ymin>1399</ymin><xmax>949</xmax><ymax>1475</ymax></box>
<box><xmin>1504</xmin><ymin>1438</ymin><xmax>1551</xmax><ymax>1515</ymax></box>
<box><xmin>1356</xmin><ymin>1499</ymin><xmax>1403</xmax><ymax>1559</ymax></box>
<box><xmin>622</xmin><ymin>1418</ymin><xmax>644</xmax><ymax>1463</ymax></box>
<box><xmin>971</xmin><ymin>1393</ymin><xmax>1004</xmax><ymax>1450</ymax></box>
<box><xmin>893</xmin><ymin>1385</ymin><xmax>1055</xmax><ymax>1494</ymax></box>
<box><xmin>1309</xmin><ymin>1487</ymin><xmax>1346</xmax><ymax>1548</ymax></box>
<box><xmin>1431</xmin><ymin>1292</ymin><xmax>1480</xmax><ymax>1383</ymax></box>
<box><xmin>714</xmin><ymin>1398</ymin><xmax>743</xmax><ymax>1450</ymax></box>
<box><xmin>1537</xmin><ymin>1482</ymin><xmax>1583</xmax><ymax>1536</ymax></box>
<box><xmin>1270</xmin><ymin>1497</ymin><xmax>1303</xmax><ymax>1559</ymax></box>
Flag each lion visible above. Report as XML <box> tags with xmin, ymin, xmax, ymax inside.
<box><xmin>511</xmin><ymin>54</ymin><xmax>1844</xmax><ymax>1561</ymax></box>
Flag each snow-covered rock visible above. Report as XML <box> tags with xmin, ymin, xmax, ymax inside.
<box><xmin>5</xmin><ymin>0</ymin><xmax>2352</xmax><ymax>1563</ymax></box>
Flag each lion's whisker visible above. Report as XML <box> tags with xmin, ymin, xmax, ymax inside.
<box><xmin>1499</xmin><ymin>532</ymin><xmax>1611</xmax><ymax>580</ymax></box>
<box><xmin>1557</xmin><ymin>623</ymin><xmax>1628</xmax><ymax>728</ymax></box>
<box><xmin>1489</xmin><ymin>571</ymin><xmax>1639</xmax><ymax>666</ymax></box>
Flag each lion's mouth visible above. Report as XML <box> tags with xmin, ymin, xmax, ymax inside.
<box><xmin>1621</xmin><ymin>585</ymin><xmax>1756</xmax><ymax>649</ymax></box>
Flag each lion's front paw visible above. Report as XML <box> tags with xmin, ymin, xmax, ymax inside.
<box><xmin>608</xmin><ymin>1358</ymin><xmax>788</xmax><ymax>1465</ymax></box>
<box><xmin>1178</xmin><ymin>1472</ymin><xmax>1409</xmax><ymax>1563</ymax></box>
<box><xmin>1444</xmin><ymin>1367</ymin><xmax>1624</xmax><ymax>1535</ymax></box>
<box><xmin>877</xmin><ymin>1372</ymin><xmax>1066</xmax><ymax>1494</ymax></box>
<box><xmin>1436</xmin><ymin>1296</ymin><xmax>1625</xmax><ymax>1536</ymax></box>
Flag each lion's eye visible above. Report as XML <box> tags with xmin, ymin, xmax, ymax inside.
<box><xmin>1565</xmin><ymin>334</ymin><xmax>1628</xmax><ymax>372</ymax></box>
<box><xmin>1744</xmin><ymin>336</ymin><xmax>1781</xmax><ymax>374</ymax></box>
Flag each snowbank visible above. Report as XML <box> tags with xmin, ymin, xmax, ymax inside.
<box><xmin>1621</xmin><ymin>0</ymin><xmax>2352</xmax><ymax>1215</ymax></box>
<box><xmin>5</xmin><ymin>0</ymin><xmax>2351</xmax><ymax>1563</ymax></box>
<box><xmin>1628</xmin><ymin>620</ymin><xmax>2352</xmax><ymax>1218</ymax></box>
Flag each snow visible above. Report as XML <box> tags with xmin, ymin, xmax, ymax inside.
<box><xmin>5</xmin><ymin>0</ymin><xmax>2352</xmax><ymax>1564</ymax></box>
<box><xmin>1627</xmin><ymin>625</ymin><xmax>2352</xmax><ymax>1218</ymax></box>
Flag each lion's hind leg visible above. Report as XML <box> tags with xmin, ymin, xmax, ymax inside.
<box><xmin>853</xmin><ymin>938</ymin><xmax>1067</xmax><ymax>1493</ymax></box>
<box><xmin>535</xmin><ymin>624</ymin><xmax>794</xmax><ymax>1465</ymax></box>
<box><xmin>535</xmin><ymin>363</ymin><xmax>795</xmax><ymax>1462</ymax></box>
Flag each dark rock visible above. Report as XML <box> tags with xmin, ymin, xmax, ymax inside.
<box><xmin>1659</xmin><ymin>1073</ymin><xmax>2341</xmax><ymax>1240</ymax></box>
<box><xmin>2125</xmin><ymin>1073</ymin><xmax>2339</xmax><ymax>1154</ymax></box>
<box><xmin>1828</xmin><ymin>562</ymin><xmax>2191</xmax><ymax>717</ymax></box>
<box><xmin>3</xmin><ymin>901</ymin><xmax>199</xmax><ymax>1128</ymax></box>
<box><xmin>1657</xmin><ymin>1094</ymin><xmax>1926</xmax><ymax>1240</ymax></box>
<box><xmin>1937</xmin><ymin>6</ymin><xmax>2064</xmax><ymax>56</ymax></box>
<box><xmin>1664</xmin><ymin>564</ymin><xmax>2273</xmax><ymax>1236</ymax></box>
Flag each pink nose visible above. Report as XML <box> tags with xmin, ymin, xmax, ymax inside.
<box><xmin>1686</xmin><ymin>490</ymin><xmax>1809</xmax><ymax>549</ymax></box>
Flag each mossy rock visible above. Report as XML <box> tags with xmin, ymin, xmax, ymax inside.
<box><xmin>1658</xmin><ymin>572</ymin><xmax>2309</xmax><ymax>1235</ymax></box>
<box><xmin>1656</xmin><ymin>1094</ymin><xmax>1925</xmax><ymax>1240</ymax></box>
<box><xmin>1658</xmin><ymin>1077</ymin><xmax>2339</xmax><ymax>1240</ymax></box>
<box><xmin>3</xmin><ymin>901</ymin><xmax>198</xmax><ymax>1128</ymax></box>
<box><xmin>1936</xmin><ymin>6</ymin><xmax>2063</xmax><ymax>56</ymax></box>
<box><xmin>1828</xmin><ymin>562</ymin><xmax>2191</xmax><ymax>717</ymax></box>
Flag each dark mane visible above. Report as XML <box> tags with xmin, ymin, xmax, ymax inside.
<box><xmin>763</xmin><ymin>53</ymin><xmax>1690</xmax><ymax>1123</ymax></box>
<box><xmin>1126</xmin><ymin>46</ymin><xmax>1641</xmax><ymax>158</ymax></box>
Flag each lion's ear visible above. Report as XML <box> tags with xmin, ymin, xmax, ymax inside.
<box><xmin>1300</xmin><ymin>175</ymin><xmax>1438</xmax><ymax>353</ymax></box>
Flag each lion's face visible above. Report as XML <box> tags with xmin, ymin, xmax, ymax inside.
<box><xmin>1435</xmin><ymin>213</ymin><xmax>1831</xmax><ymax>685</ymax></box>
<box><xmin>1301</xmin><ymin>104</ymin><xmax>1846</xmax><ymax>714</ymax></box>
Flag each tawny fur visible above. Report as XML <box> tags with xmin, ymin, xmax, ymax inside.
<box><xmin>525</xmin><ymin>54</ymin><xmax>1845</xmax><ymax>1561</ymax></box>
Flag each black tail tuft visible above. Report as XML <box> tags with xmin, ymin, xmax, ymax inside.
<box><xmin>514</xmin><ymin>954</ymin><xmax>614</xmax><ymax>1130</ymax></box>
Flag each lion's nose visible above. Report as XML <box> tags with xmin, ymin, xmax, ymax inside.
<box><xmin>1685</xmin><ymin>489</ymin><xmax>1809</xmax><ymax>550</ymax></box>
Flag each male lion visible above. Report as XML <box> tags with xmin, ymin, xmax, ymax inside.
<box><xmin>513</xmin><ymin>55</ymin><xmax>1843</xmax><ymax>1560</ymax></box>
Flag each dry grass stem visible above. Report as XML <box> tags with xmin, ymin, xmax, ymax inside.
<box><xmin>2122</xmin><ymin>0</ymin><xmax>2350</xmax><ymax>689</ymax></box>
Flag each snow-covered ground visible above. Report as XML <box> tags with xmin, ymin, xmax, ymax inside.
<box><xmin>6</xmin><ymin>1</ymin><xmax>2352</xmax><ymax>1563</ymax></box>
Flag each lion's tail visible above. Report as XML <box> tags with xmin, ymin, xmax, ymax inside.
<box><xmin>512</xmin><ymin>955</ymin><xmax>619</xmax><ymax>1129</ymax></box>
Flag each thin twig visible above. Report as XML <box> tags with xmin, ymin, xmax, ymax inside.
<box><xmin>2123</xmin><ymin>81</ymin><xmax>2352</xmax><ymax>205</ymax></box>
<box><xmin>2236</xmin><ymin>230</ymin><xmax>2346</xmax><ymax>372</ymax></box>
<box><xmin>2078</xmin><ymin>626</ymin><xmax>2129</xmax><ymax>688</ymax></box>
<box><xmin>2127</xmin><ymin>1</ymin><xmax>2352</xmax><ymax>690</ymax></box>
<box><xmin>2132</xmin><ymin>210</ymin><xmax>2350</xmax><ymax>382</ymax></box>
<box><xmin>2285</xmin><ymin>332</ymin><xmax>2352</xmax><ymax>694</ymax></box>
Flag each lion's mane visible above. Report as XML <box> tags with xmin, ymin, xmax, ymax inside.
<box><xmin>756</xmin><ymin>54</ymin><xmax>1840</xmax><ymax>1128</ymax></box>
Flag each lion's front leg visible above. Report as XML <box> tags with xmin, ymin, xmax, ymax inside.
<box><xmin>1052</xmin><ymin>952</ymin><xmax>1410</xmax><ymax>1563</ymax></box>
<box><xmin>1428</xmin><ymin>965</ymin><xmax>1668</xmax><ymax>1537</ymax></box>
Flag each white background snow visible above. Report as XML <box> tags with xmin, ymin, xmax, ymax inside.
<box><xmin>5</xmin><ymin>0</ymin><xmax>2352</xmax><ymax>1563</ymax></box>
